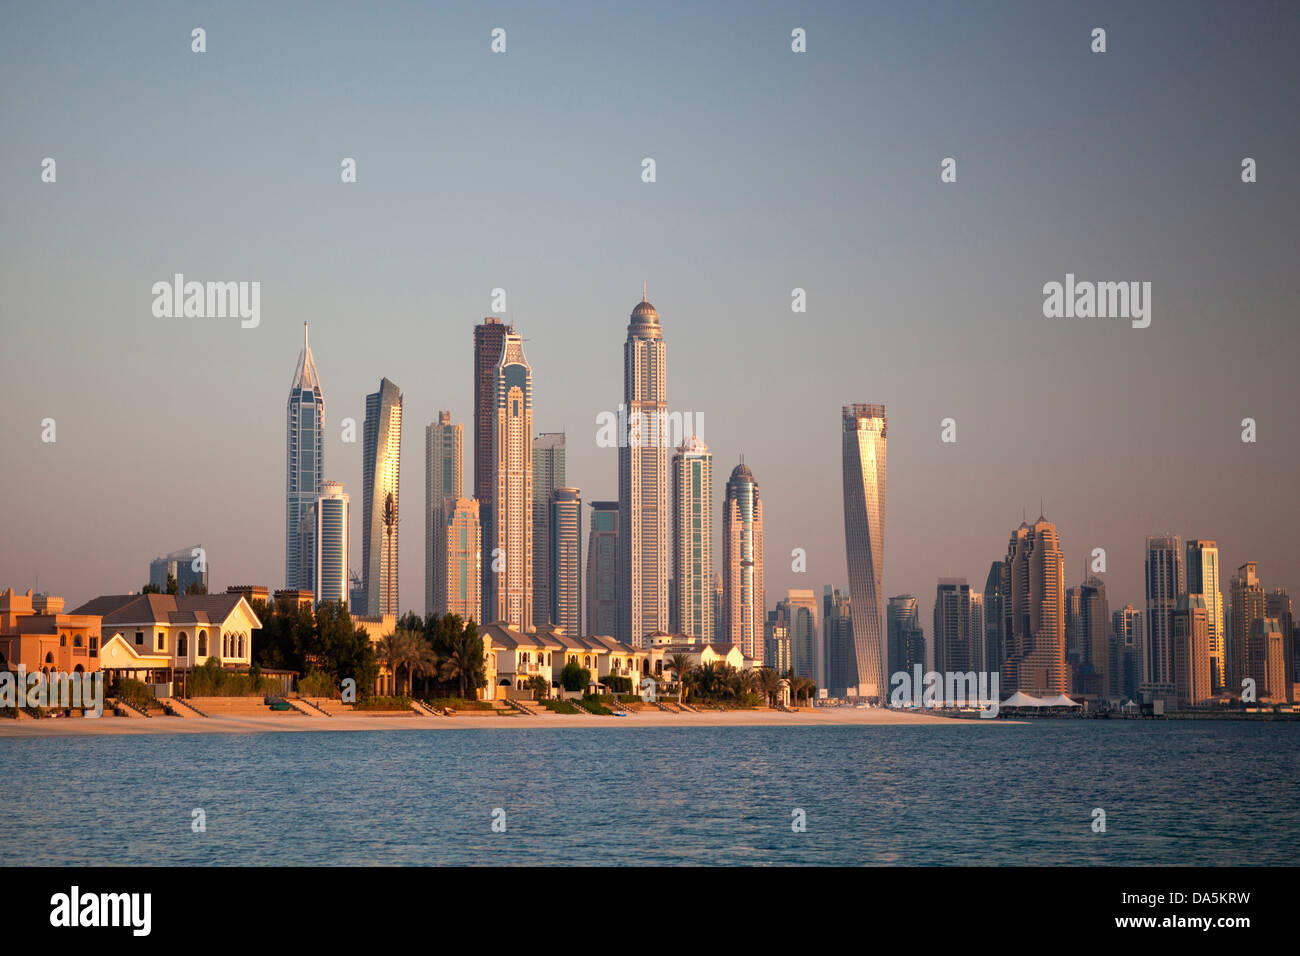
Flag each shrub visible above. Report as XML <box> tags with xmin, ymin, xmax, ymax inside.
<box><xmin>115</xmin><ymin>677</ymin><xmax>159</xmax><ymax>708</ymax></box>
<box><xmin>297</xmin><ymin>670</ymin><xmax>336</xmax><ymax>698</ymax></box>
<box><xmin>354</xmin><ymin>695</ymin><xmax>411</xmax><ymax>711</ymax></box>
<box><xmin>185</xmin><ymin>658</ymin><xmax>281</xmax><ymax>697</ymax></box>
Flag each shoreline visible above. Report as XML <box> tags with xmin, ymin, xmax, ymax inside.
<box><xmin>0</xmin><ymin>708</ymin><xmax>1016</xmax><ymax>737</ymax></box>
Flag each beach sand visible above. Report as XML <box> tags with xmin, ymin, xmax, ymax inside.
<box><xmin>0</xmin><ymin>707</ymin><xmax>1012</xmax><ymax>737</ymax></box>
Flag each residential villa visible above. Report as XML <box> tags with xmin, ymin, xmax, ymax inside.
<box><xmin>68</xmin><ymin>592</ymin><xmax>262</xmax><ymax>694</ymax></box>
<box><xmin>0</xmin><ymin>589</ymin><xmax>102</xmax><ymax>675</ymax></box>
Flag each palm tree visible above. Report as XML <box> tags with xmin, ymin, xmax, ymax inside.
<box><xmin>440</xmin><ymin>622</ymin><xmax>486</xmax><ymax>701</ymax></box>
<box><xmin>377</xmin><ymin>630</ymin><xmax>407</xmax><ymax>697</ymax></box>
<box><xmin>665</xmin><ymin>653</ymin><xmax>693</xmax><ymax>703</ymax></box>
<box><xmin>406</xmin><ymin>634</ymin><xmax>437</xmax><ymax>697</ymax></box>
<box><xmin>757</xmin><ymin>667</ymin><xmax>781</xmax><ymax>707</ymax></box>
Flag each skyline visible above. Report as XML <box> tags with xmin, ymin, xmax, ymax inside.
<box><xmin>2</xmin><ymin>1</ymin><xmax>1298</xmax><ymax>616</ymax></box>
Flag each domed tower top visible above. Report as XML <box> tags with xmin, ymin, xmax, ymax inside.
<box><xmin>628</xmin><ymin>281</ymin><xmax>662</xmax><ymax>338</ymax></box>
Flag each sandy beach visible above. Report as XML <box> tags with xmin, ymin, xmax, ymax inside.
<box><xmin>0</xmin><ymin>707</ymin><xmax>1014</xmax><ymax>737</ymax></box>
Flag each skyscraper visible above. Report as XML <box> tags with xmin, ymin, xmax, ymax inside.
<box><xmin>982</xmin><ymin>561</ymin><xmax>1006</xmax><ymax>675</ymax></box>
<box><xmin>619</xmin><ymin>291</ymin><xmax>670</xmax><ymax>647</ymax></box>
<box><xmin>442</xmin><ymin>498</ymin><xmax>482</xmax><ymax>624</ymax></box>
<box><xmin>1143</xmin><ymin>534</ymin><xmax>1184</xmax><ymax>699</ymax></box>
<box><xmin>425</xmin><ymin>411</ymin><xmax>463</xmax><ymax>616</ymax></box>
<box><xmin>586</xmin><ymin>501</ymin><xmax>620</xmax><ymax>637</ymax></box>
<box><xmin>933</xmin><ymin>579</ymin><xmax>977</xmax><ymax>674</ymax></box>
<box><xmin>1111</xmin><ymin>605</ymin><xmax>1143</xmax><ymax>700</ymax></box>
<box><xmin>764</xmin><ymin>605</ymin><xmax>792</xmax><ymax>674</ymax></box>
<box><xmin>670</xmin><ymin>434</ymin><xmax>713</xmax><ymax>641</ymax></box>
<box><xmin>1172</xmin><ymin>595</ymin><xmax>1211</xmax><ymax>707</ymax></box>
<box><xmin>824</xmin><ymin>588</ymin><xmax>855</xmax><ymax>697</ymax></box>
<box><xmin>474</xmin><ymin>317</ymin><xmax>511</xmax><ymax>613</ymax></box>
<box><xmin>149</xmin><ymin>546</ymin><xmax>209</xmax><ymax>595</ymax></box>
<box><xmin>361</xmin><ymin>378</ymin><xmax>402</xmax><ymax>617</ymax></box>
<box><xmin>549</xmin><ymin>487</ymin><xmax>582</xmax><ymax>634</ymax></box>
<box><xmin>1185</xmin><ymin>539</ymin><xmax>1225</xmax><ymax>692</ymax></box>
<box><xmin>286</xmin><ymin>322</ymin><xmax>323</xmax><ymax>589</ymax></box>
<box><xmin>1002</xmin><ymin>515</ymin><xmax>1067</xmax><ymax>697</ymax></box>
<box><xmin>887</xmin><ymin>594</ymin><xmax>925</xmax><ymax>677</ymax></box>
<box><xmin>1229</xmin><ymin>562</ymin><xmax>1265</xmax><ymax>693</ymax></box>
<box><xmin>314</xmin><ymin>481</ymin><xmax>349</xmax><ymax>605</ymax></box>
<box><xmin>1249</xmin><ymin>617</ymin><xmax>1288</xmax><ymax>702</ymax></box>
<box><xmin>1265</xmin><ymin>588</ymin><xmax>1294</xmax><ymax>701</ymax></box>
<box><xmin>532</xmin><ymin>432</ymin><xmax>566</xmax><ymax>626</ymax></box>
<box><xmin>1076</xmin><ymin>575</ymin><xmax>1110</xmax><ymax>701</ymax></box>
<box><xmin>488</xmin><ymin>329</ymin><xmax>533</xmax><ymax>631</ymax></box>
<box><xmin>786</xmin><ymin>589</ymin><xmax>819</xmax><ymax>683</ymax></box>
<box><xmin>841</xmin><ymin>404</ymin><xmax>887</xmax><ymax>701</ymax></box>
<box><xmin>722</xmin><ymin>460</ymin><xmax>765</xmax><ymax>663</ymax></box>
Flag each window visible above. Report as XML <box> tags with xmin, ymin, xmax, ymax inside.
<box><xmin>74</xmin><ymin>635</ymin><xmax>83</xmax><ymax>647</ymax></box>
<box><xmin>198</xmin><ymin>630</ymin><xmax>208</xmax><ymax>656</ymax></box>
<box><xmin>90</xmin><ymin>637</ymin><xmax>99</xmax><ymax>657</ymax></box>
<box><xmin>135</xmin><ymin>631</ymin><xmax>144</xmax><ymax>646</ymax></box>
<box><xmin>60</xmin><ymin>636</ymin><xmax>66</xmax><ymax>646</ymax></box>
<box><xmin>156</xmin><ymin>632</ymin><xmax>165</xmax><ymax>652</ymax></box>
<box><xmin>178</xmin><ymin>633</ymin><xmax>188</xmax><ymax>657</ymax></box>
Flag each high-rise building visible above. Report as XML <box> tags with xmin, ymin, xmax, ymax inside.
<box><xmin>442</xmin><ymin>498</ymin><xmax>482</xmax><ymax>624</ymax></box>
<box><xmin>487</xmin><ymin>330</ymin><xmax>533</xmax><ymax>631</ymax></box>
<box><xmin>670</xmin><ymin>435</ymin><xmax>713</xmax><ymax>642</ymax></box>
<box><xmin>549</xmin><ymin>487</ymin><xmax>582</xmax><ymax>634</ymax></box>
<box><xmin>1076</xmin><ymin>575</ymin><xmax>1110</xmax><ymax>701</ymax></box>
<box><xmin>1143</xmin><ymin>534</ymin><xmax>1184</xmax><ymax>700</ymax></box>
<box><xmin>425</xmin><ymin>412</ymin><xmax>463</xmax><ymax>616</ymax></box>
<box><xmin>824</xmin><ymin>587</ymin><xmax>855</xmax><ymax>697</ymax></box>
<box><xmin>619</xmin><ymin>292</ymin><xmax>670</xmax><ymax>647</ymax></box>
<box><xmin>586</xmin><ymin>501</ymin><xmax>620</xmax><ymax>637</ymax></box>
<box><xmin>532</xmin><ymin>432</ymin><xmax>566</xmax><ymax>627</ymax></box>
<box><xmin>1111</xmin><ymin>605</ymin><xmax>1143</xmax><ymax>700</ymax></box>
<box><xmin>1172</xmin><ymin>595</ymin><xmax>1212</xmax><ymax>708</ymax></box>
<box><xmin>983</xmin><ymin>561</ymin><xmax>1006</xmax><ymax>675</ymax></box>
<box><xmin>286</xmin><ymin>322</ymin><xmax>324</xmax><ymax>590</ymax></box>
<box><xmin>933</xmin><ymin>579</ymin><xmax>978</xmax><ymax>675</ymax></box>
<box><xmin>474</xmin><ymin>317</ymin><xmax>512</xmax><ymax>613</ymax></box>
<box><xmin>841</xmin><ymin>404</ymin><xmax>887</xmax><ymax>701</ymax></box>
<box><xmin>712</xmin><ymin>573</ymin><xmax>725</xmax><ymax>644</ymax></box>
<box><xmin>1002</xmin><ymin>515</ymin><xmax>1067</xmax><ymax>697</ymax></box>
<box><xmin>1249</xmin><ymin>617</ymin><xmax>1288</xmax><ymax>702</ymax></box>
<box><xmin>722</xmin><ymin>461</ymin><xmax>765</xmax><ymax>663</ymax></box>
<box><xmin>361</xmin><ymin>378</ymin><xmax>402</xmax><ymax>616</ymax></box>
<box><xmin>149</xmin><ymin>545</ymin><xmax>209</xmax><ymax>595</ymax></box>
<box><xmin>1265</xmin><ymin>588</ymin><xmax>1294</xmax><ymax>701</ymax></box>
<box><xmin>314</xmin><ymin>481</ymin><xmax>349</xmax><ymax>605</ymax></box>
<box><xmin>765</xmin><ymin>605</ymin><xmax>792</xmax><ymax>674</ymax></box>
<box><xmin>1228</xmin><ymin>562</ymin><xmax>1265</xmax><ymax>693</ymax></box>
<box><xmin>1185</xmin><ymin>539</ymin><xmax>1225</xmax><ymax>692</ymax></box>
<box><xmin>786</xmin><ymin>589</ymin><xmax>819</xmax><ymax>683</ymax></box>
<box><xmin>887</xmin><ymin>594</ymin><xmax>925</xmax><ymax>678</ymax></box>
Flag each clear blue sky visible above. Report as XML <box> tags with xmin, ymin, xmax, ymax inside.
<box><xmin>2</xmin><ymin>0</ymin><xmax>1297</xmax><ymax>618</ymax></box>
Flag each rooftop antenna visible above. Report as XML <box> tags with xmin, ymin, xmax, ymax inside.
<box><xmin>643</xmin><ymin>279</ymin><xmax>647</xmax><ymax>302</ymax></box>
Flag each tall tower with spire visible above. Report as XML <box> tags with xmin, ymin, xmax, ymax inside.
<box><xmin>286</xmin><ymin>323</ymin><xmax>324</xmax><ymax>589</ymax></box>
<box><xmin>619</xmin><ymin>289</ymin><xmax>670</xmax><ymax>647</ymax></box>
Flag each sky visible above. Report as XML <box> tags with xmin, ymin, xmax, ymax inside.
<box><xmin>1</xmin><ymin>0</ymin><xmax>1297</xmax><ymax>621</ymax></box>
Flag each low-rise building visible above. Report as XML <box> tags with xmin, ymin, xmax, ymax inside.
<box><xmin>0</xmin><ymin>589</ymin><xmax>102</xmax><ymax>675</ymax></box>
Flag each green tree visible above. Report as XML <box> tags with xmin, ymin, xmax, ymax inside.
<box><xmin>560</xmin><ymin>660</ymin><xmax>590</xmax><ymax>693</ymax></box>
<box><xmin>439</xmin><ymin>619</ymin><xmax>486</xmax><ymax>700</ymax></box>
